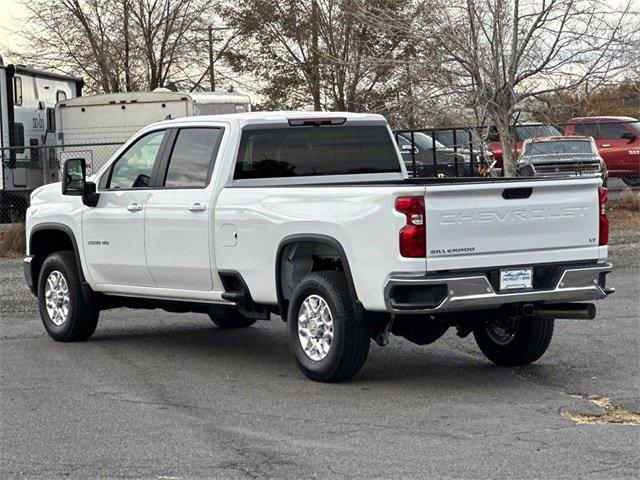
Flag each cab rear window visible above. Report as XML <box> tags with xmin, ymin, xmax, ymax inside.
<box><xmin>234</xmin><ymin>125</ymin><xmax>400</xmax><ymax>179</ymax></box>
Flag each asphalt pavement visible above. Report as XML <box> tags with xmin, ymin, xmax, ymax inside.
<box><xmin>1</xmin><ymin>234</ymin><xmax>638</xmax><ymax>479</ymax></box>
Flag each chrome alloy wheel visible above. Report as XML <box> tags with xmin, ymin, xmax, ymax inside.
<box><xmin>297</xmin><ymin>294</ymin><xmax>334</xmax><ymax>361</ymax></box>
<box><xmin>485</xmin><ymin>318</ymin><xmax>518</xmax><ymax>346</ymax></box>
<box><xmin>44</xmin><ymin>270</ymin><xmax>70</xmax><ymax>326</ymax></box>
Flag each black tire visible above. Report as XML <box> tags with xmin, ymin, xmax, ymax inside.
<box><xmin>208</xmin><ymin>309</ymin><xmax>257</xmax><ymax>329</ymax></box>
<box><xmin>287</xmin><ymin>271</ymin><xmax>370</xmax><ymax>382</ymax></box>
<box><xmin>622</xmin><ymin>177</ymin><xmax>640</xmax><ymax>187</ymax></box>
<box><xmin>37</xmin><ymin>251</ymin><xmax>99</xmax><ymax>342</ymax></box>
<box><xmin>473</xmin><ymin>317</ymin><xmax>554</xmax><ymax>367</ymax></box>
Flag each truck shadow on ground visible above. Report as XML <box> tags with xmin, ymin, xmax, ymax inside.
<box><xmin>86</xmin><ymin>313</ymin><xmax>553</xmax><ymax>389</ymax></box>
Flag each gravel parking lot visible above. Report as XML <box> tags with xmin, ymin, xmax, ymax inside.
<box><xmin>1</xmin><ymin>234</ymin><xmax>638</xmax><ymax>479</ymax></box>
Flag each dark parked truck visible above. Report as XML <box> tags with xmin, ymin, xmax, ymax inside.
<box><xmin>24</xmin><ymin>112</ymin><xmax>614</xmax><ymax>382</ymax></box>
<box><xmin>518</xmin><ymin>136</ymin><xmax>607</xmax><ymax>184</ymax></box>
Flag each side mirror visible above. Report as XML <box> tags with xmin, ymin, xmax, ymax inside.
<box><xmin>38</xmin><ymin>101</ymin><xmax>46</xmax><ymax>111</ymax></box>
<box><xmin>516</xmin><ymin>162</ymin><xmax>537</xmax><ymax>177</ymax></box>
<box><xmin>621</xmin><ymin>131</ymin><xmax>637</xmax><ymax>141</ymax></box>
<box><xmin>62</xmin><ymin>158</ymin><xmax>86</xmax><ymax>195</ymax></box>
<box><xmin>62</xmin><ymin>157</ymin><xmax>100</xmax><ymax>207</ymax></box>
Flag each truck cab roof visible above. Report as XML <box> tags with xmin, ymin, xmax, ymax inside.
<box><xmin>156</xmin><ymin>110</ymin><xmax>388</xmax><ymax>128</ymax></box>
<box><xmin>568</xmin><ymin>116</ymin><xmax>638</xmax><ymax>124</ymax></box>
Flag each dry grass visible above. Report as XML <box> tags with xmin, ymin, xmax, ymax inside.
<box><xmin>0</xmin><ymin>223</ymin><xmax>26</xmax><ymax>258</ymax></box>
<box><xmin>617</xmin><ymin>187</ymin><xmax>640</xmax><ymax>211</ymax></box>
<box><xmin>563</xmin><ymin>396</ymin><xmax>640</xmax><ymax>425</ymax></box>
<box><xmin>608</xmin><ymin>207</ymin><xmax>640</xmax><ymax>231</ymax></box>
<box><xmin>608</xmin><ymin>190</ymin><xmax>640</xmax><ymax>231</ymax></box>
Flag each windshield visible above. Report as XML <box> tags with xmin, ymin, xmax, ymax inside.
<box><xmin>516</xmin><ymin>125</ymin><xmax>561</xmax><ymax>141</ymax></box>
<box><xmin>399</xmin><ymin>132</ymin><xmax>446</xmax><ymax>150</ymax></box>
<box><xmin>523</xmin><ymin>140</ymin><xmax>594</xmax><ymax>157</ymax></box>
<box><xmin>433</xmin><ymin>130</ymin><xmax>478</xmax><ymax>149</ymax></box>
<box><xmin>628</xmin><ymin>121</ymin><xmax>640</xmax><ymax>133</ymax></box>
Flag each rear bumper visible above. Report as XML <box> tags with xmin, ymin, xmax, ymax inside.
<box><xmin>384</xmin><ymin>262</ymin><xmax>613</xmax><ymax>314</ymax></box>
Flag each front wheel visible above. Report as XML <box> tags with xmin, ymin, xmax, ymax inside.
<box><xmin>38</xmin><ymin>251</ymin><xmax>99</xmax><ymax>341</ymax></box>
<box><xmin>473</xmin><ymin>317</ymin><xmax>554</xmax><ymax>367</ymax></box>
<box><xmin>287</xmin><ymin>271</ymin><xmax>370</xmax><ymax>382</ymax></box>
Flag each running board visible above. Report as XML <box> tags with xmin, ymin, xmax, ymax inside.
<box><xmin>221</xmin><ymin>291</ymin><xmax>245</xmax><ymax>303</ymax></box>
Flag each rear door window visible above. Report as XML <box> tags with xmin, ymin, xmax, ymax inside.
<box><xmin>573</xmin><ymin>123</ymin><xmax>631</xmax><ymax>139</ymax></box>
<box><xmin>234</xmin><ymin>125</ymin><xmax>400</xmax><ymax>179</ymax></box>
<box><xmin>162</xmin><ymin>128</ymin><xmax>223</xmax><ymax>188</ymax></box>
<box><xmin>596</xmin><ymin>123</ymin><xmax>630</xmax><ymax>139</ymax></box>
<box><xmin>573</xmin><ymin>123</ymin><xmax>599</xmax><ymax>138</ymax></box>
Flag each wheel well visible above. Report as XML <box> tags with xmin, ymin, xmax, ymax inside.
<box><xmin>277</xmin><ymin>239</ymin><xmax>353</xmax><ymax>321</ymax></box>
<box><xmin>30</xmin><ymin>228</ymin><xmax>76</xmax><ymax>285</ymax></box>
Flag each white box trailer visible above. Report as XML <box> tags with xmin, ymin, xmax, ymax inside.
<box><xmin>0</xmin><ymin>59</ymin><xmax>83</xmax><ymax>220</ymax></box>
<box><xmin>56</xmin><ymin>90</ymin><xmax>251</xmax><ymax>172</ymax></box>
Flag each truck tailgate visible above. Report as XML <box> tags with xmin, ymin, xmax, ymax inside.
<box><xmin>425</xmin><ymin>178</ymin><xmax>602</xmax><ymax>272</ymax></box>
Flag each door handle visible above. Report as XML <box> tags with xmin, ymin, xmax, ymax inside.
<box><xmin>188</xmin><ymin>203</ymin><xmax>207</xmax><ymax>212</ymax></box>
<box><xmin>126</xmin><ymin>202</ymin><xmax>143</xmax><ymax>212</ymax></box>
<box><xmin>600</xmin><ymin>144</ymin><xmax>611</xmax><ymax>148</ymax></box>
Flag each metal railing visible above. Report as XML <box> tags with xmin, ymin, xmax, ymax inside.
<box><xmin>1</xmin><ymin>142</ymin><xmax>123</xmax><ymax>222</ymax></box>
<box><xmin>394</xmin><ymin>127</ymin><xmax>497</xmax><ymax>178</ymax></box>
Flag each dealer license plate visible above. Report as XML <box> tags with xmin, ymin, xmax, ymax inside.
<box><xmin>500</xmin><ymin>268</ymin><xmax>533</xmax><ymax>291</ymax></box>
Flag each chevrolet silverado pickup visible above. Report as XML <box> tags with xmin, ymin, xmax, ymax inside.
<box><xmin>24</xmin><ymin>112</ymin><xmax>614</xmax><ymax>382</ymax></box>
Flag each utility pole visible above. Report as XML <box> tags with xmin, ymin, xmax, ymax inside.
<box><xmin>208</xmin><ymin>25</ymin><xmax>215</xmax><ymax>91</ymax></box>
<box><xmin>310</xmin><ymin>0</ymin><xmax>321</xmax><ymax>110</ymax></box>
<box><xmin>207</xmin><ymin>25</ymin><xmax>234</xmax><ymax>92</ymax></box>
<box><xmin>194</xmin><ymin>24</ymin><xmax>231</xmax><ymax>91</ymax></box>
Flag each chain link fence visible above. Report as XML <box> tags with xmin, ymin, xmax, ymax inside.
<box><xmin>1</xmin><ymin>120</ymin><xmax>638</xmax><ymax>223</ymax></box>
<box><xmin>395</xmin><ymin>127</ymin><xmax>497</xmax><ymax>179</ymax></box>
<box><xmin>395</xmin><ymin>122</ymin><xmax>640</xmax><ymax>193</ymax></box>
<box><xmin>1</xmin><ymin>142</ymin><xmax>122</xmax><ymax>222</ymax></box>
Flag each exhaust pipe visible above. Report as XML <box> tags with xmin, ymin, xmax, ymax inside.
<box><xmin>522</xmin><ymin>303</ymin><xmax>596</xmax><ymax>320</ymax></box>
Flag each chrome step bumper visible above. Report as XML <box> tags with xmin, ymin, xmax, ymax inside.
<box><xmin>384</xmin><ymin>262</ymin><xmax>613</xmax><ymax>314</ymax></box>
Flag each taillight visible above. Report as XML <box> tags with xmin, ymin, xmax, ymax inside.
<box><xmin>598</xmin><ymin>187</ymin><xmax>608</xmax><ymax>246</ymax></box>
<box><xmin>395</xmin><ymin>196</ymin><xmax>426</xmax><ymax>257</ymax></box>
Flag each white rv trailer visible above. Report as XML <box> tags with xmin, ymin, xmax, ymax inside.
<box><xmin>0</xmin><ymin>58</ymin><xmax>83</xmax><ymax>219</ymax></box>
<box><xmin>56</xmin><ymin>90</ymin><xmax>251</xmax><ymax>172</ymax></box>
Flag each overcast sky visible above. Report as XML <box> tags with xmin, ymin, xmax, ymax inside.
<box><xmin>0</xmin><ymin>0</ymin><xmax>25</xmax><ymax>60</ymax></box>
<box><xmin>2</xmin><ymin>0</ymin><xmax>638</xmax><ymax>66</ymax></box>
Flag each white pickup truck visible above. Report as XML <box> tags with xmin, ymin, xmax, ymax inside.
<box><xmin>24</xmin><ymin>112</ymin><xmax>614</xmax><ymax>382</ymax></box>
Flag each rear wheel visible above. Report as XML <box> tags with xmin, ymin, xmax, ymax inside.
<box><xmin>208</xmin><ymin>309</ymin><xmax>257</xmax><ymax>329</ymax></box>
<box><xmin>473</xmin><ymin>317</ymin><xmax>554</xmax><ymax>367</ymax></box>
<box><xmin>38</xmin><ymin>251</ymin><xmax>99</xmax><ymax>341</ymax></box>
<box><xmin>287</xmin><ymin>271</ymin><xmax>370</xmax><ymax>382</ymax></box>
<box><xmin>622</xmin><ymin>177</ymin><xmax>640</xmax><ymax>187</ymax></box>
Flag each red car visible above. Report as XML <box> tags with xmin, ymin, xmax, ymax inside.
<box><xmin>486</xmin><ymin>123</ymin><xmax>562</xmax><ymax>169</ymax></box>
<box><xmin>565</xmin><ymin>116</ymin><xmax>640</xmax><ymax>186</ymax></box>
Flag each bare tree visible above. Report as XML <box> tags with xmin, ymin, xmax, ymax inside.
<box><xmin>223</xmin><ymin>0</ymin><xmax>417</xmax><ymax>111</ymax></box>
<box><xmin>9</xmin><ymin>0</ymin><xmax>225</xmax><ymax>93</ymax></box>
<box><xmin>361</xmin><ymin>0</ymin><xmax>639</xmax><ymax>175</ymax></box>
